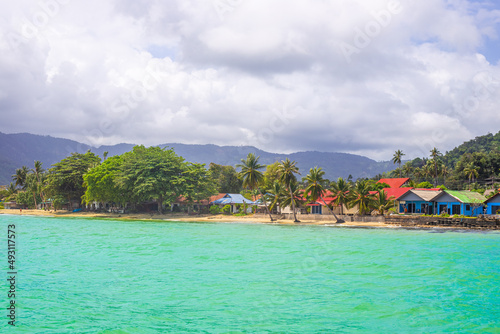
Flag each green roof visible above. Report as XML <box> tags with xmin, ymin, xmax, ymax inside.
<box><xmin>444</xmin><ymin>190</ymin><xmax>486</xmax><ymax>204</ymax></box>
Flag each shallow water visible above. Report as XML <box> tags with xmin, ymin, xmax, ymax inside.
<box><xmin>1</xmin><ymin>215</ymin><xmax>499</xmax><ymax>333</ymax></box>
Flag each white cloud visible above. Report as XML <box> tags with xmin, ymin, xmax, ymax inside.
<box><xmin>0</xmin><ymin>0</ymin><xmax>499</xmax><ymax>161</ymax></box>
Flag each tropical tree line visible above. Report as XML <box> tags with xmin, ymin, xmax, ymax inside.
<box><xmin>2</xmin><ymin>146</ymin><xmax>217</xmax><ymax>213</ymax></box>
<box><xmin>387</xmin><ymin>147</ymin><xmax>500</xmax><ymax>193</ymax></box>
<box><xmin>237</xmin><ymin>153</ymin><xmax>397</xmax><ymax>223</ymax></box>
<box><xmin>1</xmin><ymin>149</ymin><xmax>401</xmax><ymax>221</ymax></box>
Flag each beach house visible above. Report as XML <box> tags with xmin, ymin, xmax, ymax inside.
<box><xmin>210</xmin><ymin>193</ymin><xmax>256</xmax><ymax>213</ymax></box>
<box><xmin>484</xmin><ymin>193</ymin><xmax>500</xmax><ymax>215</ymax></box>
<box><xmin>432</xmin><ymin>190</ymin><xmax>486</xmax><ymax>216</ymax></box>
<box><xmin>397</xmin><ymin>189</ymin><xmax>443</xmax><ymax>214</ymax></box>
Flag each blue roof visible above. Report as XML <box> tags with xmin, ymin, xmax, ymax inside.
<box><xmin>211</xmin><ymin>193</ymin><xmax>256</xmax><ymax>205</ymax></box>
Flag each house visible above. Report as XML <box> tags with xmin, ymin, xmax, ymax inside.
<box><xmin>171</xmin><ymin>193</ymin><xmax>226</xmax><ymax>213</ymax></box>
<box><xmin>3</xmin><ymin>201</ymin><xmax>20</xmax><ymax>210</ymax></box>
<box><xmin>305</xmin><ymin>191</ymin><xmax>336</xmax><ymax>215</ymax></box>
<box><xmin>484</xmin><ymin>193</ymin><xmax>500</xmax><ymax>215</ymax></box>
<box><xmin>210</xmin><ymin>193</ymin><xmax>256</xmax><ymax>213</ymax></box>
<box><xmin>377</xmin><ymin>178</ymin><xmax>410</xmax><ymax>188</ymax></box>
<box><xmin>398</xmin><ymin>189</ymin><xmax>443</xmax><ymax>214</ymax></box>
<box><xmin>433</xmin><ymin>190</ymin><xmax>486</xmax><ymax>216</ymax></box>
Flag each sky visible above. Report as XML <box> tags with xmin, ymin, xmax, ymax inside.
<box><xmin>1</xmin><ymin>0</ymin><xmax>500</xmax><ymax>161</ymax></box>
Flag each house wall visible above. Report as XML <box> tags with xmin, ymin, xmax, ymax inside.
<box><xmin>399</xmin><ymin>201</ymin><xmax>434</xmax><ymax>214</ymax></box>
<box><xmin>487</xmin><ymin>203</ymin><xmax>500</xmax><ymax>215</ymax></box>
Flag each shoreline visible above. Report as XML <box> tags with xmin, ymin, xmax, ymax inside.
<box><xmin>0</xmin><ymin>209</ymin><xmax>460</xmax><ymax>230</ymax></box>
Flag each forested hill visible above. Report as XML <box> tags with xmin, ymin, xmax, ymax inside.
<box><xmin>444</xmin><ymin>131</ymin><xmax>500</xmax><ymax>167</ymax></box>
<box><xmin>0</xmin><ymin>132</ymin><xmax>393</xmax><ymax>185</ymax></box>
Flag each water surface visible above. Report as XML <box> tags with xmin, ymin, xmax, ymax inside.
<box><xmin>1</xmin><ymin>215</ymin><xmax>499</xmax><ymax>333</ymax></box>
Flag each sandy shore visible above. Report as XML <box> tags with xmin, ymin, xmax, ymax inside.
<box><xmin>0</xmin><ymin>209</ymin><xmax>394</xmax><ymax>228</ymax></box>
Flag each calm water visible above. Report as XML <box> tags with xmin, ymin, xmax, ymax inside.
<box><xmin>1</xmin><ymin>215</ymin><xmax>499</xmax><ymax>333</ymax></box>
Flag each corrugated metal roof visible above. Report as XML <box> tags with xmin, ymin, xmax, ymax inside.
<box><xmin>410</xmin><ymin>189</ymin><xmax>443</xmax><ymax>202</ymax></box>
<box><xmin>211</xmin><ymin>193</ymin><xmax>256</xmax><ymax>205</ymax></box>
<box><xmin>437</xmin><ymin>190</ymin><xmax>486</xmax><ymax>204</ymax></box>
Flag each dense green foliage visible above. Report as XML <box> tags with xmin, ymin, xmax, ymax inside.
<box><xmin>45</xmin><ymin>152</ymin><xmax>101</xmax><ymax>209</ymax></box>
<box><xmin>208</xmin><ymin>163</ymin><xmax>242</xmax><ymax>193</ymax></box>
<box><xmin>384</xmin><ymin>132</ymin><xmax>500</xmax><ymax>191</ymax></box>
<box><xmin>5</xmin><ymin>131</ymin><xmax>500</xmax><ymax>217</ymax></box>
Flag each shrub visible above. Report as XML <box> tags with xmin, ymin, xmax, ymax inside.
<box><xmin>416</xmin><ymin>181</ymin><xmax>433</xmax><ymax>189</ymax></box>
<box><xmin>0</xmin><ymin>202</ymin><xmax>4</xmax><ymax>209</ymax></box>
<box><xmin>387</xmin><ymin>207</ymin><xmax>397</xmax><ymax>215</ymax></box>
<box><xmin>234</xmin><ymin>212</ymin><xmax>247</xmax><ymax>216</ymax></box>
<box><xmin>222</xmin><ymin>205</ymin><xmax>231</xmax><ymax>214</ymax></box>
<box><xmin>209</xmin><ymin>205</ymin><xmax>220</xmax><ymax>215</ymax></box>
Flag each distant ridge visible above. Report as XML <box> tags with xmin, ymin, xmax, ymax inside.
<box><xmin>0</xmin><ymin>132</ymin><xmax>393</xmax><ymax>184</ymax></box>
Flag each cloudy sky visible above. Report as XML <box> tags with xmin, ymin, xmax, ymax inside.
<box><xmin>1</xmin><ymin>0</ymin><xmax>499</xmax><ymax>160</ymax></box>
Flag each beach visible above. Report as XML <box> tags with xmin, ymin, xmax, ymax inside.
<box><xmin>0</xmin><ymin>209</ymin><xmax>393</xmax><ymax>228</ymax></box>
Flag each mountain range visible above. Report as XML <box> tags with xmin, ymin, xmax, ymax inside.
<box><xmin>0</xmin><ymin>132</ymin><xmax>394</xmax><ymax>185</ymax></box>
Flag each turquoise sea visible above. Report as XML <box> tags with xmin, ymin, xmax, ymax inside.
<box><xmin>1</xmin><ymin>215</ymin><xmax>499</xmax><ymax>333</ymax></box>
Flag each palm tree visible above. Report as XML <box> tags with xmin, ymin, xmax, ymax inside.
<box><xmin>12</xmin><ymin>166</ymin><xmax>29</xmax><ymax>189</ymax></box>
<box><xmin>463</xmin><ymin>162</ymin><xmax>479</xmax><ymax>190</ymax></box>
<box><xmin>402</xmin><ymin>162</ymin><xmax>413</xmax><ymax>178</ymax></box>
<box><xmin>25</xmin><ymin>173</ymin><xmax>39</xmax><ymax>208</ymax></box>
<box><xmin>237</xmin><ymin>153</ymin><xmax>274</xmax><ymax>221</ymax></box>
<box><xmin>33</xmin><ymin>160</ymin><xmax>46</xmax><ymax>205</ymax></box>
<box><xmin>372</xmin><ymin>189</ymin><xmax>395</xmax><ymax>215</ymax></box>
<box><xmin>277</xmin><ymin>158</ymin><xmax>300</xmax><ymax>222</ymax></box>
<box><xmin>430</xmin><ymin>148</ymin><xmax>441</xmax><ymax>186</ymax></box>
<box><xmin>330</xmin><ymin>177</ymin><xmax>352</xmax><ymax>215</ymax></box>
<box><xmin>267</xmin><ymin>181</ymin><xmax>285</xmax><ymax>214</ymax></box>
<box><xmin>392</xmin><ymin>150</ymin><xmax>405</xmax><ymax>177</ymax></box>
<box><xmin>280</xmin><ymin>182</ymin><xmax>304</xmax><ymax>215</ymax></box>
<box><xmin>6</xmin><ymin>183</ymin><xmax>18</xmax><ymax>200</ymax></box>
<box><xmin>304</xmin><ymin>167</ymin><xmax>343</xmax><ymax>223</ymax></box>
<box><xmin>349</xmin><ymin>180</ymin><xmax>376</xmax><ymax>215</ymax></box>
<box><xmin>441</xmin><ymin>164</ymin><xmax>451</xmax><ymax>187</ymax></box>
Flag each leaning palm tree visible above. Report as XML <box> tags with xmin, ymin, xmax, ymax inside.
<box><xmin>277</xmin><ymin>158</ymin><xmax>300</xmax><ymax>222</ymax></box>
<box><xmin>392</xmin><ymin>150</ymin><xmax>405</xmax><ymax>177</ymax></box>
<box><xmin>304</xmin><ymin>167</ymin><xmax>343</xmax><ymax>223</ymax></box>
<box><xmin>330</xmin><ymin>177</ymin><xmax>352</xmax><ymax>216</ymax></box>
<box><xmin>280</xmin><ymin>182</ymin><xmax>304</xmax><ymax>215</ymax></box>
<box><xmin>430</xmin><ymin>147</ymin><xmax>441</xmax><ymax>186</ymax></box>
<box><xmin>236</xmin><ymin>153</ymin><xmax>274</xmax><ymax>221</ymax></box>
<box><xmin>349</xmin><ymin>180</ymin><xmax>376</xmax><ymax>215</ymax></box>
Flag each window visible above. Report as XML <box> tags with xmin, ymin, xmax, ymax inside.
<box><xmin>452</xmin><ymin>205</ymin><xmax>461</xmax><ymax>215</ymax></box>
<box><xmin>466</xmin><ymin>204</ymin><xmax>471</xmax><ymax>211</ymax></box>
<box><xmin>311</xmin><ymin>205</ymin><xmax>322</xmax><ymax>214</ymax></box>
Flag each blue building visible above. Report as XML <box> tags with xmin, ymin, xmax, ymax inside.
<box><xmin>485</xmin><ymin>193</ymin><xmax>500</xmax><ymax>215</ymax></box>
<box><xmin>210</xmin><ymin>193</ymin><xmax>256</xmax><ymax>213</ymax></box>
<box><xmin>398</xmin><ymin>189</ymin><xmax>442</xmax><ymax>214</ymax></box>
<box><xmin>433</xmin><ymin>190</ymin><xmax>486</xmax><ymax>216</ymax></box>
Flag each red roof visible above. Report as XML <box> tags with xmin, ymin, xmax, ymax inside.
<box><xmin>377</xmin><ymin>178</ymin><xmax>410</xmax><ymax>188</ymax></box>
<box><xmin>383</xmin><ymin>187</ymin><xmax>412</xmax><ymax>200</ymax></box>
<box><xmin>209</xmin><ymin>193</ymin><xmax>227</xmax><ymax>203</ymax></box>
